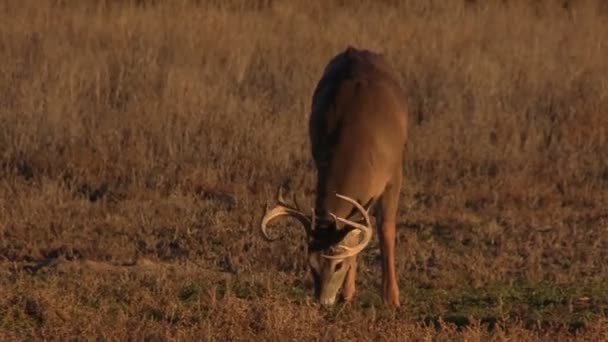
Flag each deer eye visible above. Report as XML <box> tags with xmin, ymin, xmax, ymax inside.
<box><xmin>334</xmin><ymin>261</ymin><xmax>344</xmax><ymax>272</ymax></box>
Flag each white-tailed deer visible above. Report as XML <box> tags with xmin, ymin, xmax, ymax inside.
<box><xmin>261</xmin><ymin>46</ymin><xmax>408</xmax><ymax>307</ymax></box>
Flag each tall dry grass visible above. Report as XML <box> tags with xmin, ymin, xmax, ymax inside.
<box><xmin>1</xmin><ymin>0</ymin><xmax>608</xmax><ymax>340</ymax></box>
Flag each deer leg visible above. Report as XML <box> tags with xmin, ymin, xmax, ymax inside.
<box><xmin>341</xmin><ymin>255</ymin><xmax>357</xmax><ymax>301</ymax></box>
<box><xmin>376</xmin><ymin>170</ymin><xmax>402</xmax><ymax>307</ymax></box>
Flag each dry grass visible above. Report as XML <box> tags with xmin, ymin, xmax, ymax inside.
<box><xmin>1</xmin><ymin>0</ymin><xmax>608</xmax><ymax>340</ymax></box>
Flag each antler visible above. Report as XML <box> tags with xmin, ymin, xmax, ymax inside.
<box><xmin>260</xmin><ymin>187</ymin><xmax>312</xmax><ymax>241</ymax></box>
<box><xmin>322</xmin><ymin>193</ymin><xmax>373</xmax><ymax>260</ymax></box>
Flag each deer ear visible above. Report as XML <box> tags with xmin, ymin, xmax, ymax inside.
<box><xmin>336</xmin><ymin>225</ymin><xmax>360</xmax><ymax>245</ymax></box>
<box><xmin>326</xmin><ymin>228</ymin><xmax>363</xmax><ymax>255</ymax></box>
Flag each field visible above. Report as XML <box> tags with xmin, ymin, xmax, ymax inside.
<box><xmin>1</xmin><ymin>0</ymin><xmax>608</xmax><ymax>340</ymax></box>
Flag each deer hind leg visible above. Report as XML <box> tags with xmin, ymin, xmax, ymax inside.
<box><xmin>375</xmin><ymin>168</ymin><xmax>402</xmax><ymax>307</ymax></box>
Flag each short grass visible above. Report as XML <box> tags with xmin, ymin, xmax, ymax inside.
<box><xmin>1</xmin><ymin>0</ymin><xmax>608</xmax><ymax>340</ymax></box>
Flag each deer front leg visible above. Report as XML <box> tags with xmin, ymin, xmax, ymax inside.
<box><xmin>341</xmin><ymin>255</ymin><xmax>357</xmax><ymax>301</ymax></box>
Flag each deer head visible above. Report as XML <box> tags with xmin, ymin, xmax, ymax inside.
<box><xmin>261</xmin><ymin>187</ymin><xmax>372</xmax><ymax>306</ymax></box>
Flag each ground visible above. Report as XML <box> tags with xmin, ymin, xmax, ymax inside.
<box><xmin>1</xmin><ymin>0</ymin><xmax>608</xmax><ymax>340</ymax></box>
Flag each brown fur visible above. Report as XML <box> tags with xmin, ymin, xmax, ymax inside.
<box><xmin>310</xmin><ymin>47</ymin><xmax>407</xmax><ymax>218</ymax></box>
<box><xmin>308</xmin><ymin>46</ymin><xmax>408</xmax><ymax>306</ymax></box>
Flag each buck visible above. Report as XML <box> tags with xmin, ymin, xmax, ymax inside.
<box><xmin>261</xmin><ymin>46</ymin><xmax>408</xmax><ymax>307</ymax></box>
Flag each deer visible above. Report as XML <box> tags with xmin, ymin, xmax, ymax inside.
<box><xmin>261</xmin><ymin>46</ymin><xmax>408</xmax><ymax>307</ymax></box>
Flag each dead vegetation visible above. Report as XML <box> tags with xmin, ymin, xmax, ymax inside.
<box><xmin>1</xmin><ymin>0</ymin><xmax>608</xmax><ymax>340</ymax></box>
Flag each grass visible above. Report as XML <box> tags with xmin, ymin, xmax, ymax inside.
<box><xmin>1</xmin><ymin>0</ymin><xmax>608</xmax><ymax>340</ymax></box>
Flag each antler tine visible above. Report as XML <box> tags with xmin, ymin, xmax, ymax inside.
<box><xmin>276</xmin><ymin>186</ymin><xmax>304</xmax><ymax>211</ymax></box>
<box><xmin>322</xmin><ymin>193</ymin><xmax>373</xmax><ymax>260</ymax></box>
<box><xmin>277</xmin><ymin>186</ymin><xmax>289</xmax><ymax>206</ymax></box>
<box><xmin>336</xmin><ymin>193</ymin><xmax>372</xmax><ymax>229</ymax></box>
<box><xmin>292</xmin><ymin>192</ymin><xmax>303</xmax><ymax>211</ymax></box>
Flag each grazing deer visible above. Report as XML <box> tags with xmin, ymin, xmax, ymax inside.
<box><xmin>261</xmin><ymin>46</ymin><xmax>408</xmax><ymax>307</ymax></box>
